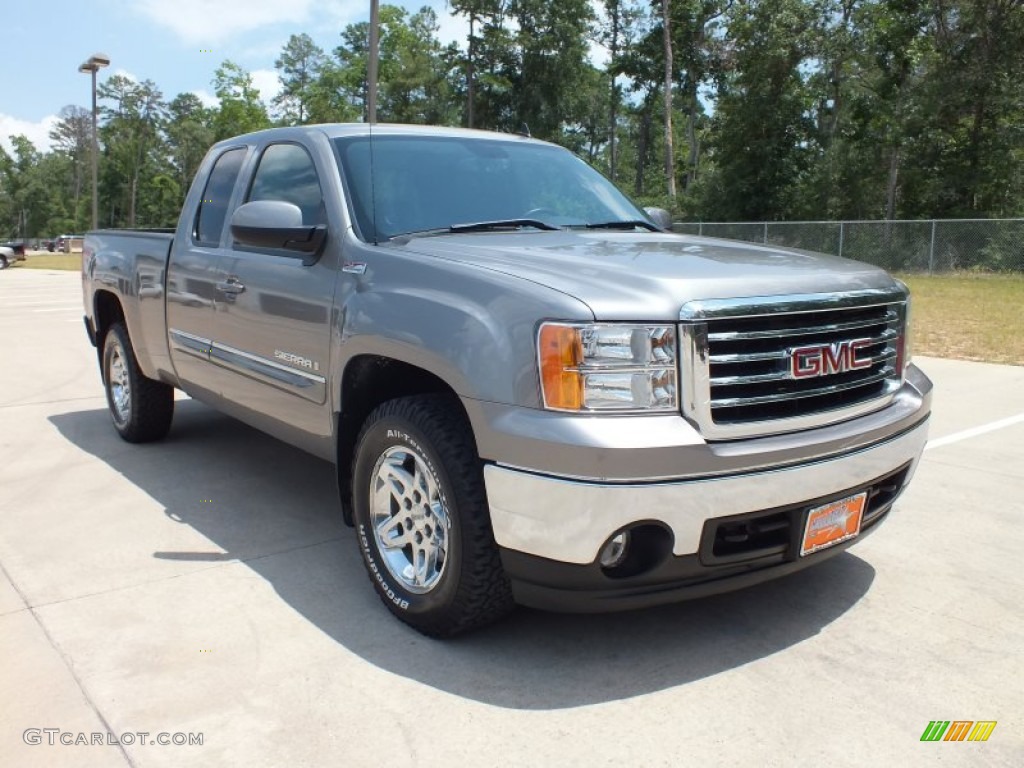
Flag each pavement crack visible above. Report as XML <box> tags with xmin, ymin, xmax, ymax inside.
<box><xmin>20</xmin><ymin>535</ymin><xmax>346</xmax><ymax>612</ymax></box>
<box><xmin>0</xmin><ymin>559</ymin><xmax>137</xmax><ymax>768</ymax></box>
<box><xmin>0</xmin><ymin>395</ymin><xmax>106</xmax><ymax>410</ymax></box>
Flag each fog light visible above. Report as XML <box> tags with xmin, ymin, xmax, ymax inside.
<box><xmin>599</xmin><ymin>531</ymin><xmax>630</xmax><ymax>569</ymax></box>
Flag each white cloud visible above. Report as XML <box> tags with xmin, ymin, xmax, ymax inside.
<box><xmin>113</xmin><ymin>68</ymin><xmax>139</xmax><ymax>82</ymax></box>
<box><xmin>588</xmin><ymin>39</ymin><xmax>610</xmax><ymax>69</ymax></box>
<box><xmin>250</xmin><ymin>69</ymin><xmax>282</xmax><ymax>104</ymax></box>
<box><xmin>192</xmin><ymin>90</ymin><xmax>220</xmax><ymax>109</ymax></box>
<box><xmin>0</xmin><ymin>113</ymin><xmax>59</xmax><ymax>154</ymax></box>
<box><xmin>136</xmin><ymin>0</ymin><xmax>317</xmax><ymax>45</ymax></box>
<box><xmin>320</xmin><ymin>0</ymin><xmax>373</xmax><ymax>32</ymax></box>
<box><xmin>135</xmin><ymin>0</ymin><xmax>470</xmax><ymax>49</ymax></box>
<box><xmin>434</xmin><ymin>9</ymin><xmax>470</xmax><ymax>47</ymax></box>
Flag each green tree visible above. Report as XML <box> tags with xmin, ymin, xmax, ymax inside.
<box><xmin>0</xmin><ymin>137</ymin><xmax>73</xmax><ymax>238</ymax></box>
<box><xmin>212</xmin><ymin>61</ymin><xmax>271</xmax><ymax>140</ymax></box>
<box><xmin>509</xmin><ymin>0</ymin><xmax>595</xmax><ymax>140</ymax></box>
<box><xmin>48</xmin><ymin>105</ymin><xmax>93</xmax><ymax>232</ymax></box>
<box><xmin>380</xmin><ymin>7</ymin><xmax>459</xmax><ymax>124</ymax></box>
<box><xmin>596</xmin><ymin>0</ymin><xmax>647</xmax><ymax>181</ymax></box>
<box><xmin>450</xmin><ymin>1</ymin><xmax>517</xmax><ymax>129</ymax></box>
<box><xmin>334</xmin><ymin>5</ymin><xmax>459</xmax><ymax>124</ymax></box>
<box><xmin>98</xmin><ymin>75</ymin><xmax>167</xmax><ymax>227</ymax></box>
<box><xmin>274</xmin><ymin>33</ymin><xmax>328</xmax><ymax>124</ymax></box>
<box><xmin>904</xmin><ymin>0</ymin><xmax>1024</xmax><ymax>217</ymax></box>
<box><xmin>165</xmin><ymin>93</ymin><xmax>215</xmax><ymax>206</ymax></box>
<box><xmin>700</xmin><ymin>0</ymin><xmax>818</xmax><ymax>220</ymax></box>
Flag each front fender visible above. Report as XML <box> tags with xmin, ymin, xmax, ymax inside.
<box><xmin>329</xmin><ymin>240</ymin><xmax>592</xmax><ymax>410</ymax></box>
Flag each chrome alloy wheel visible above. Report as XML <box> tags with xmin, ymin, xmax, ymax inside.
<box><xmin>370</xmin><ymin>446</ymin><xmax>450</xmax><ymax>594</ymax></box>
<box><xmin>107</xmin><ymin>341</ymin><xmax>131</xmax><ymax>422</ymax></box>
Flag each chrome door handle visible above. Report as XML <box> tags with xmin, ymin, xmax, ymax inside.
<box><xmin>216</xmin><ymin>278</ymin><xmax>246</xmax><ymax>295</ymax></box>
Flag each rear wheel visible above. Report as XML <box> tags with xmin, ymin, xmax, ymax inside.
<box><xmin>102</xmin><ymin>322</ymin><xmax>174</xmax><ymax>442</ymax></box>
<box><xmin>352</xmin><ymin>395</ymin><xmax>514</xmax><ymax>637</ymax></box>
<box><xmin>0</xmin><ymin>255</ymin><xmax>8</xmax><ymax>269</ymax></box>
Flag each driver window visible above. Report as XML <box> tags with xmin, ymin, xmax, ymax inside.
<box><xmin>247</xmin><ymin>143</ymin><xmax>325</xmax><ymax>226</ymax></box>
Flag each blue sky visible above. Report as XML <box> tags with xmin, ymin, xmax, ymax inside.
<box><xmin>0</xmin><ymin>0</ymin><xmax>477</xmax><ymax>153</ymax></box>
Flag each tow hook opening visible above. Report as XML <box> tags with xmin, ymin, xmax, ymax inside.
<box><xmin>599</xmin><ymin>523</ymin><xmax>673</xmax><ymax>579</ymax></box>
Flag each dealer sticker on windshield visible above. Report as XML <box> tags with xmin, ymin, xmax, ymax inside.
<box><xmin>800</xmin><ymin>492</ymin><xmax>867</xmax><ymax>557</ymax></box>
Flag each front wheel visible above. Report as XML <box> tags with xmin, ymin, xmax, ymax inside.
<box><xmin>102</xmin><ymin>322</ymin><xmax>174</xmax><ymax>443</ymax></box>
<box><xmin>351</xmin><ymin>395</ymin><xmax>514</xmax><ymax>637</ymax></box>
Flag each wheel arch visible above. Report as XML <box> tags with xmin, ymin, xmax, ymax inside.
<box><xmin>336</xmin><ymin>354</ymin><xmax>474</xmax><ymax>526</ymax></box>
<box><xmin>93</xmin><ymin>290</ymin><xmax>127</xmax><ymax>360</ymax></box>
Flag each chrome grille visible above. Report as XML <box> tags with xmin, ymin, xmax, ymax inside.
<box><xmin>679</xmin><ymin>290</ymin><xmax>908</xmax><ymax>439</ymax></box>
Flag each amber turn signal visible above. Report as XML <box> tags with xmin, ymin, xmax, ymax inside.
<box><xmin>538</xmin><ymin>324</ymin><xmax>583</xmax><ymax>410</ymax></box>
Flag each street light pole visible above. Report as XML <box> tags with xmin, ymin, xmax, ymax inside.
<box><xmin>78</xmin><ymin>53</ymin><xmax>110</xmax><ymax>231</ymax></box>
<box><xmin>89</xmin><ymin>66</ymin><xmax>98</xmax><ymax>230</ymax></box>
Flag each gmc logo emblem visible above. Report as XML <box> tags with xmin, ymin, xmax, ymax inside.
<box><xmin>789</xmin><ymin>339</ymin><xmax>873</xmax><ymax>379</ymax></box>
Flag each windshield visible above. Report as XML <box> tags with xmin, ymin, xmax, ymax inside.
<box><xmin>333</xmin><ymin>135</ymin><xmax>649</xmax><ymax>242</ymax></box>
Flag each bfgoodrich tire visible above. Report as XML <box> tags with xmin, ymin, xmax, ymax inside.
<box><xmin>102</xmin><ymin>322</ymin><xmax>174</xmax><ymax>443</ymax></box>
<box><xmin>352</xmin><ymin>395</ymin><xmax>514</xmax><ymax>637</ymax></box>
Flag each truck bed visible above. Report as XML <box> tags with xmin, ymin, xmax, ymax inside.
<box><xmin>83</xmin><ymin>228</ymin><xmax>177</xmax><ymax>385</ymax></box>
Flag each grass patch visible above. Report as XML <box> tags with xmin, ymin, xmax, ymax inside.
<box><xmin>897</xmin><ymin>273</ymin><xmax>1024</xmax><ymax>366</ymax></box>
<box><xmin>17</xmin><ymin>252</ymin><xmax>81</xmax><ymax>271</ymax></box>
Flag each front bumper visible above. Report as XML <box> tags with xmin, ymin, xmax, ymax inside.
<box><xmin>484</xmin><ymin>416</ymin><xmax>929</xmax><ymax>612</ymax></box>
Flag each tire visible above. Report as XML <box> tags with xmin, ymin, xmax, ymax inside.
<box><xmin>352</xmin><ymin>394</ymin><xmax>514</xmax><ymax>637</ymax></box>
<box><xmin>0</xmin><ymin>255</ymin><xmax>8</xmax><ymax>269</ymax></box>
<box><xmin>102</xmin><ymin>322</ymin><xmax>174</xmax><ymax>443</ymax></box>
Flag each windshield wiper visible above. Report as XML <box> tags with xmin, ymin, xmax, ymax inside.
<box><xmin>577</xmin><ymin>220</ymin><xmax>660</xmax><ymax>232</ymax></box>
<box><xmin>448</xmin><ymin>219</ymin><xmax>561</xmax><ymax>233</ymax></box>
<box><xmin>389</xmin><ymin>219</ymin><xmax>561</xmax><ymax>243</ymax></box>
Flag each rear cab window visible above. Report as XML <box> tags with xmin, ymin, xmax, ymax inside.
<box><xmin>193</xmin><ymin>148</ymin><xmax>247</xmax><ymax>247</ymax></box>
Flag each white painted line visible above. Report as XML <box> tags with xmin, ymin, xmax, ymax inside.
<box><xmin>4</xmin><ymin>301</ymin><xmax>80</xmax><ymax>306</ymax></box>
<box><xmin>925</xmin><ymin>412</ymin><xmax>1024</xmax><ymax>451</ymax></box>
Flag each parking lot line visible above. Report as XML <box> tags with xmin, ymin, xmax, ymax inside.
<box><xmin>925</xmin><ymin>411</ymin><xmax>1024</xmax><ymax>451</ymax></box>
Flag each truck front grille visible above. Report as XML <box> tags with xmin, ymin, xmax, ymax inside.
<box><xmin>679</xmin><ymin>290</ymin><xmax>908</xmax><ymax>439</ymax></box>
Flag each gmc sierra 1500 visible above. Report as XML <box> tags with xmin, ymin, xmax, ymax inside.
<box><xmin>82</xmin><ymin>124</ymin><xmax>931</xmax><ymax>637</ymax></box>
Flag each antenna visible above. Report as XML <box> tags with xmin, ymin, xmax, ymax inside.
<box><xmin>368</xmin><ymin>121</ymin><xmax>378</xmax><ymax>245</ymax></box>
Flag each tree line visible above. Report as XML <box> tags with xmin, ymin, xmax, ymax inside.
<box><xmin>2</xmin><ymin>0</ymin><xmax>1022</xmax><ymax>238</ymax></box>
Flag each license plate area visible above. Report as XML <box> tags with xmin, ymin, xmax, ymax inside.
<box><xmin>800</xmin><ymin>492</ymin><xmax>867</xmax><ymax>557</ymax></box>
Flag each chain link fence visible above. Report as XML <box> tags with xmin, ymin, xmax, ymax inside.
<box><xmin>672</xmin><ymin>219</ymin><xmax>1024</xmax><ymax>273</ymax></box>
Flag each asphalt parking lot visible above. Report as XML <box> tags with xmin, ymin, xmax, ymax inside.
<box><xmin>2</xmin><ymin>268</ymin><xmax>1022</xmax><ymax>767</ymax></box>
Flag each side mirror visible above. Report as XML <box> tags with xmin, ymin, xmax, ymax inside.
<box><xmin>643</xmin><ymin>207</ymin><xmax>674</xmax><ymax>232</ymax></box>
<box><xmin>230</xmin><ymin>200</ymin><xmax>326</xmax><ymax>254</ymax></box>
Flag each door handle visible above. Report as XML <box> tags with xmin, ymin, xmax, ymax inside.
<box><xmin>216</xmin><ymin>278</ymin><xmax>246</xmax><ymax>295</ymax></box>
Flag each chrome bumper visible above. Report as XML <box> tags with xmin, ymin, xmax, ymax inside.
<box><xmin>484</xmin><ymin>417</ymin><xmax>929</xmax><ymax>564</ymax></box>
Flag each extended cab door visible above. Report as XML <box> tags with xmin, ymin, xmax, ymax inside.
<box><xmin>166</xmin><ymin>145</ymin><xmax>248</xmax><ymax>396</ymax></box>
<box><xmin>204</xmin><ymin>140</ymin><xmax>338</xmax><ymax>446</ymax></box>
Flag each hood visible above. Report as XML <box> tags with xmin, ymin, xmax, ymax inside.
<box><xmin>397</xmin><ymin>230</ymin><xmax>900</xmax><ymax>321</ymax></box>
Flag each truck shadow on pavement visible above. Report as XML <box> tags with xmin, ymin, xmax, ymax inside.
<box><xmin>50</xmin><ymin>400</ymin><xmax>876</xmax><ymax>711</ymax></box>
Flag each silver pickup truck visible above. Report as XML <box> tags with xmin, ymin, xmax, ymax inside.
<box><xmin>82</xmin><ymin>124</ymin><xmax>932</xmax><ymax>637</ymax></box>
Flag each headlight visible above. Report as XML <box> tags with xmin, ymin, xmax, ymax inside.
<box><xmin>893</xmin><ymin>283</ymin><xmax>912</xmax><ymax>376</ymax></box>
<box><xmin>902</xmin><ymin>297</ymin><xmax>913</xmax><ymax>372</ymax></box>
<box><xmin>537</xmin><ymin>322</ymin><xmax>678</xmax><ymax>412</ymax></box>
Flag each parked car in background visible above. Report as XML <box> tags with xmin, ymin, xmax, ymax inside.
<box><xmin>0</xmin><ymin>242</ymin><xmax>26</xmax><ymax>269</ymax></box>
